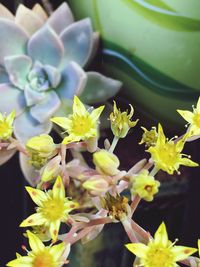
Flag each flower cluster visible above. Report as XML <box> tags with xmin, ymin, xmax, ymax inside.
<box><xmin>4</xmin><ymin>95</ymin><xmax>200</xmax><ymax>267</ymax></box>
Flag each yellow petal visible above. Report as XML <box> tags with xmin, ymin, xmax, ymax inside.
<box><xmin>180</xmin><ymin>157</ymin><xmax>198</xmax><ymax>167</ymax></box>
<box><xmin>172</xmin><ymin>245</ymin><xmax>197</xmax><ymax>261</ymax></box>
<box><xmin>157</xmin><ymin>124</ymin><xmax>166</xmax><ymax>146</ymax></box>
<box><xmin>6</xmin><ymin>256</ymin><xmax>32</xmax><ymax>267</ymax></box>
<box><xmin>52</xmin><ymin>176</ymin><xmax>65</xmax><ymax>199</ymax></box>
<box><xmin>90</xmin><ymin>105</ymin><xmax>104</xmax><ymax>122</ymax></box>
<box><xmin>49</xmin><ymin>242</ymin><xmax>65</xmax><ymax>261</ymax></box>
<box><xmin>73</xmin><ymin>95</ymin><xmax>86</xmax><ymax>115</ymax></box>
<box><xmin>154</xmin><ymin>222</ymin><xmax>168</xmax><ymax>247</ymax></box>
<box><xmin>51</xmin><ymin>117</ymin><xmax>70</xmax><ymax>130</ymax></box>
<box><xmin>25</xmin><ymin>186</ymin><xmax>47</xmax><ymax>206</ymax></box>
<box><xmin>27</xmin><ymin>230</ymin><xmax>45</xmax><ymax>252</ymax></box>
<box><xmin>198</xmin><ymin>239</ymin><xmax>200</xmax><ymax>257</ymax></box>
<box><xmin>125</xmin><ymin>243</ymin><xmax>148</xmax><ymax>258</ymax></box>
<box><xmin>20</xmin><ymin>213</ymin><xmax>45</xmax><ymax>227</ymax></box>
<box><xmin>49</xmin><ymin>220</ymin><xmax>60</xmax><ymax>242</ymax></box>
<box><xmin>177</xmin><ymin>110</ymin><xmax>193</xmax><ymax>124</ymax></box>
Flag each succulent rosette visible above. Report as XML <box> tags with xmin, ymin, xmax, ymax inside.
<box><xmin>0</xmin><ymin>3</ymin><xmax>122</xmax><ymax>143</ymax></box>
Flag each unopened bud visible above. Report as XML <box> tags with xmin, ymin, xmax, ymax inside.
<box><xmin>83</xmin><ymin>176</ymin><xmax>109</xmax><ymax>195</ymax></box>
<box><xmin>41</xmin><ymin>155</ymin><xmax>61</xmax><ymax>182</ymax></box>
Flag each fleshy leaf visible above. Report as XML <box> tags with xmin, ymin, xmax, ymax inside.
<box><xmin>80</xmin><ymin>72</ymin><xmax>122</xmax><ymax>104</ymax></box>
<box><xmin>0</xmin><ymin>83</ymin><xmax>26</xmax><ymax>115</ymax></box>
<box><xmin>57</xmin><ymin>61</ymin><xmax>87</xmax><ymax>99</ymax></box>
<box><xmin>4</xmin><ymin>55</ymin><xmax>32</xmax><ymax>89</ymax></box>
<box><xmin>0</xmin><ymin>18</ymin><xmax>28</xmax><ymax>65</ymax></box>
<box><xmin>19</xmin><ymin>152</ymin><xmax>40</xmax><ymax>186</ymax></box>
<box><xmin>15</xmin><ymin>4</ymin><xmax>44</xmax><ymax>36</ymax></box>
<box><xmin>60</xmin><ymin>18</ymin><xmax>93</xmax><ymax>67</ymax></box>
<box><xmin>14</xmin><ymin>111</ymin><xmax>52</xmax><ymax>143</ymax></box>
<box><xmin>0</xmin><ymin>66</ymin><xmax>9</xmax><ymax>83</ymax></box>
<box><xmin>44</xmin><ymin>65</ymin><xmax>61</xmax><ymax>88</ymax></box>
<box><xmin>85</xmin><ymin>32</ymin><xmax>100</xmax><ymax>68</ymax></box>
<box><xmin>24</xmin><ymin>86</ymin><xmax>46</xmax><ymax>106</ymax></box>
<box><xmin>0</xmin><ymin>4</ymin><xmax>14</xmax><ymax>20</ymax></box>
<box><xmin>47</xmin><ymin>2</ymin><xmax>74</xmax><ymax>34</ymax></box>
<box><xmin>0</xmin><ymin>148</ymin><xmax>16</xmax><ymax>166</ymax></box>
<box><xmin>32</xmin><ymin>4</ymin><xmax>48</xmax><ymax>22</ymax></box>
<box><xmin>28</xmin><ymin>25</ymin><xmax>64</xmax><ymax>67</ymax></box>
<box><xmin>30</xmin><ymin>91</ymin><xmax>61</xmax><ymax>123</ymax></box>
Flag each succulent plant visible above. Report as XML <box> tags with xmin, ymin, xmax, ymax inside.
<box><xmin>0</xmin><ymin>3</ymin><xmax>122</xmax><ymax>143</ymax></box>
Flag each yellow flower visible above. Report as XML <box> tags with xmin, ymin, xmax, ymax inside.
<box><xmin>177</xmin><ymin>97</ymin><xmax>200</xmax><ymax>137</ymax></box>
<box><xmin>139</xmin><ymin>126</ymin><xmax>158</xmax><ymax>148</ymax></box>
<box><xmin>147</xmin><ymin>124</ymin><xmax>198</xmax><ymax>175</ymax></box>
<box><xmin>26</xmin><ymin>134</ymin><xmax>56</xmax><ymax>169</ymax></box>
<box><xmin>93</xmin><ymin>149</ymin><xmax>120</xmax><ymax>176</ymax></box>
<box><xmin>126</xmin><ymin>222</ymin><xmax>197</xmax><ymax>267</ymax></box>
<box><xmin>20</xmin><ymin>176</ymin><xmax>79</xmax><ymax>242</ymax></box>
<box><xmin>110</xmin><ymin>101</ymin><xmax>138</xmax><ymax>138</ymax></box>
<box><xmin>0</xmin><ymin>110</ymin><xmax>15</xmax><ymax>140</ymax></box>
<box><xmin>131</xmin><ymin>169</ymin><xmax>160</xmax><ymax>201</ymax></box>
<box><xmin>51</xmin><ymin>96</ymin><xmax>104</xmax><ymax>144</ymax></box>
<box><xmin>7</xmin><ymin>230</ymin><xmax>69</xmax><ymax>267</ymax></box>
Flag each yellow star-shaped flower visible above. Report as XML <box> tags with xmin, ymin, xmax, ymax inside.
<box><xmin>0</xmin><ymin>110</ymin><xmax>15</xmax><ymax>140</ymax></box>
<box><xmin>20</xmin><ymin>176</ymin><xmax>79</xmax><ymax>242</ymax></box>
<box><xmin>126</xmin><ymin>222</ymin><xmax>197</xmax><ymax>267</ymax></box>
<box><xmin>177</xmin><ymin>97</ymin><xmax>200</xmax><ymax>138</ymax></box>
<box><xmin>147</xmin><ymin>124</ymin><xmax>198</xmax><ymax>175</ymax></box>
<box><xmin>7</xmin><ymin>230</ymin><xmax>69</xmax><ymax>267</ymax></box>
<box><xmin>51</xmin><ymin>96</ymin><xmax>104</xmax><ymax>144</ymax></box>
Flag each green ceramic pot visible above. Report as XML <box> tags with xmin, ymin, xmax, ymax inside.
<box><xmin>67</xmin><ymin>0</ymin><xmax>200</xmax><ymax>128</ymax></box>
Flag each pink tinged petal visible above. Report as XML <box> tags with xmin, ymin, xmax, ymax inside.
<box><xmin>125</xmin><ymin>243</ymin><xmax>148</xmax><ymax>257</ymax></box>
<box><xmin>57</xmin><ymin>61</ymin><xmax>87</xmax><ymax>99</ymax></box>
<box><xmin>80</xmin><ymin>72</ymin><xmax>122</xmax><ymax>104</ymax></box>
<box><xmin>0</xmin><ymin>19</ymin><xmax>28</xmax><ymax>65</ymax></box>
<box><xmin>30</xmin><ymin>91</ymin><xmax>61</xmax><ymax>123</ymax></box>
<box><xmin>15</xmin><ymin>4</ymin><xmax>44</xmax><ymax>36</ymax></box>
<box><xmin>4</xmin><ymin>55</ymin><xmax>32</xmax><ymax>89</ymax></box>
<box><xmin>49</xmin><ymin>220</ymin><xmax>60</xmax><ymax>242</ymax></box>
<box><xmin>0</xmin><ymin>4</ymin><xmax>14</xmax><ymax>20</ymax></box>
<box><xmin>24</xmin><ymin>86</ymin><xmax>46</xmax><ymax>106</ymax></box>
<box><xmin>27</xmin><ymin>230</ymin><xmax>45</xmax><ymax>252</ymax></box>
<box><xmin>172</xmin><ymin>246</ymin><xmax>197</xmax><ymax>261</ymax></box>
<box><xmin>61</xmin><ymin>243</ymin><xmax>71</xmax><ymax>261</ymax></box>
<box><xmin>82</xmin><ymin>225</ymin><xmax>104</xmax><ymax>244</ymax></box>
<box><xmin>177</xmin><ymin>109</ymin><xmax>194</xmax><ymax>124</ymax></box>
<box><xmin>53</xmin><ymin>175</ymin><xmax>65</xmax><ymax>199</ymax></box>
<box><xmin>0</xmin><ymin>148</ymin><xmax>16</xmax><ymax>166</ymax></box>
<box><xmin>32</xmin><ymin>4</ymin><xmax>48</xmax><ymax>22</ymax></box>
<box><xmin>60</xmin><ymin>18</ymin><xmax>93</xmax><ymax>67</ymax></box>
<box><xmin>49</xmin><ymin>242</ymin><xmax>65</xmax><ymax>261</ymax></box>
<box><xmin>14</xmin><ymin>111</ymin><xmax>52</xmax><ymax>143</ymax></box>
<box><xmin>47</xmin><ymin>3</ymin><xmax>74</xmax><ymax>35</ymax></box>
<box><xmin>27</xmin><ymin>25</ymin><xmax>64</xmax><ymax>67</ymax></box>
<box><xmin>20</xmin><ymin>213</ymin><xmax>46</xmax><ymax>227</ymax></box>
<box><xmin>6</xmin><ymin>256</ymin><xmax>33</xmax><ymax>267</ymax></box>
<box><xmin>25</xmin><ymin>186</ymin><xmax>47</xmax><ymax>206</ymax></box>
<box><xmin>154</xmin><ymin>222</ymin><xmax>168</xmax><ymax>246</ymax></box>
<box><xmin>0</xmin><ymin>83</ymin><xmax>26</xmax><ymax>116</ymax></box>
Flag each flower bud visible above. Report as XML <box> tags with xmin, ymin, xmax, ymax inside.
<box><xmin>139</xmin><ymin>126</ymin><xmax>158</xmax><ymax>148</ymax></box>
<box><xmin>93</xmin><ymin>149</ymin><xmax>120</xmax><ymax>176</ymax></box>
<box><xmin>83</xmin><ymin>176</ymin><xmax>109</xmax><ymax>195</ymax></box>
<box><xmin>41</xmin><ymin>155</ymin><xmax>61</xmax><ymax>182</ymax></box>
<box><xmin>0</xmin><ymin>110</ymin><xmax>15</xmax><ymax>140</ymax></box>
<box><xmin>110</xmin><ymin>101</ymin><xmax>138</xmax><ymax>138</ymax></box>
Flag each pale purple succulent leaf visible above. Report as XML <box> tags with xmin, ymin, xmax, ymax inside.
<box><xmin>19</xmin><ymin>152</ymin><xmax>40</xmax><ymax>186</ymax></box>
<box><xmin>80</xmin><ymin>72</ymin><xmax>122</xmax><ymax>104</ymax></box>
<box><xmin>0</xmin><ymin>148</ymin><xmax>16</xmax><ymax>166</ymax></box>
<box><xmin>27</xmin><ymin>25</ymin><xmax>64</xmax><ymax>67</ymax></box>
<box><xmin>60</xmin><ymin>18</ymin><xmax>93</xmax><ymax>68</ymax></box>
<box><xmin>57</xmin><ymin>61</ymin><xmax>87</xmax><ymax>100</ymax></box>
<box><xmin>14</xmin><ymin>111</ymin><xmax>52</xmax><ymax>143</ymax></box>
<box><xmin>44</xmin><ymin>65</ymin><xmax>61</xmax><ymax>88</ymax></box>
<box><xmin>24</xmin><ymin>85</ymin><xmax>46</xmax><ymax>106</ymax></box>
<box><xmin>30</xmin><ymin>91</ymin><xmax>61</xmax><ymax>123</ymax></box>
<box><xmin>85</xmin><ymin>32</ymin><xmax>100</xmax><ymax>68</ymax></box>
<box><xmin>0</xmin><ymin>83</ymin><xmax>26</xmax><ymax>115</ymax></box>
<box><xmin>0</xmin><ymin>67</ymin><xmax>9</xmax><ymax>83</ymax></box>
<box><xmin>0</xmin><ymin>4</ymin><xmax>14</xmax><ymax>20</ymax></box>
<box><xmin>4</xmin><ymin>55</ymin><xmax>32</xmax><ymax>89</ymax></box>
<box><xmin>15</xmin><ymin>4</ymin><xmax>44</xmax><ymax>36</ymax></box>
<box><xmin>0</xmin><ymin>18</ymin><xmax>28</xmax><ymax>65</ymax></box>
<box><xmin>47</xmin><ymin>3</ymin><xmax>74</xmax><ymax>35</ymax></box>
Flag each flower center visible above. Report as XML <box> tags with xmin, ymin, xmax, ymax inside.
<box><xmin>193</xmin><ymin>113</ymin><xmax>200</xmax><ymax>128</ymax></box>
<box><xmin>41</xmin><ymin>198</ymin><xmax>65</xmax><ymax>221</ymax></box>
<box><xmin>71</xmin><ymin>116</ymin><xmax>93</xmax><ymax>136</ymax></box>
<box><xmin>33</xmin><ymin>251</ymin><xmax>54</xmax><ymax>267</ymax></box>
<box><xmin>158</xmin><ymin>143</ymin><xmax>178</xmax><ymax>167</ymax></box>
<box><xmin>145</xmin><ymin>244</ymin><xmax>175</xmax><ymax>267</ymax></box>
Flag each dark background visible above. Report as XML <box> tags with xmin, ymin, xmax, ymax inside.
<box><xmin>1</xmin><ymin>1</ymin><xmax>200</xmax><ymax>266</ymax></box>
